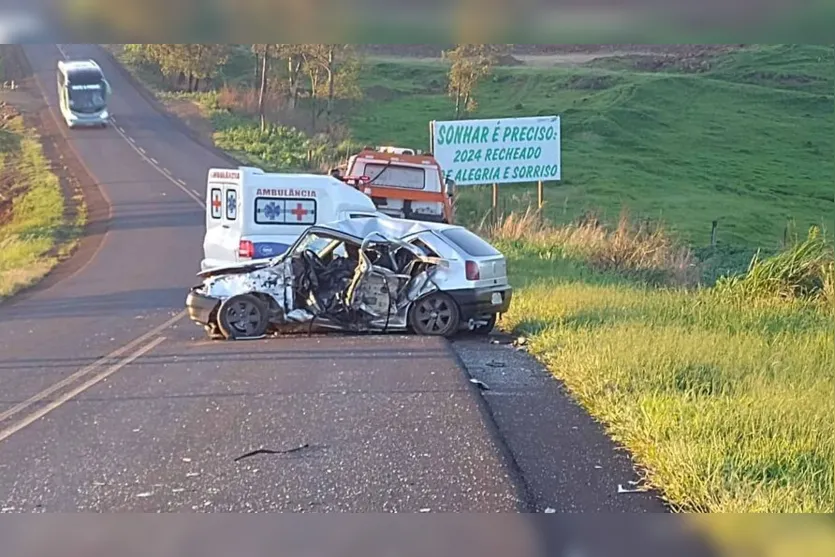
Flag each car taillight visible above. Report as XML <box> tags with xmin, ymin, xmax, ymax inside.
<box><xmin>238</xmin><ymin>240</ymin><xmax>254</xmax><ymax>259</ymax></box>
<box><xmin>465</xmin><ymin>260</ymin><xmax>480</xmax><ymax>281</ymax></box>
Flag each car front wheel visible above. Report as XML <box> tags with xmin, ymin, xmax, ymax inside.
<box><xmin>408</xmin><ymin>293</ymin><xmax>461</xmax><ymax>337</ymax></box>
<box><xmin>217</xmin><ymin>294</ymin><xmax>269</xmax><ymax>340</ymax></box>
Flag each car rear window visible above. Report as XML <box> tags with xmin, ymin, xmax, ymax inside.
<box><xmin>439</xmin><ymin>228</ymin><xmax>500</xmax><ymax>257</ymax></box>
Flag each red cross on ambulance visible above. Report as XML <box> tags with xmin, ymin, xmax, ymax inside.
<box><xmin>289</xmin><ymin>200</ymin><xmax>316</xmax><ymax>224</ymax></box>
<box><xmin>210</xmin><ymin>189</ymin><xmax>223</xmax><ymax>218</ymax></box>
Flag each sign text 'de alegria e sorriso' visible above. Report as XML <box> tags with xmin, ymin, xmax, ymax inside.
<box><xmin>430</xmin><ymin>115</ymin><xmax>561</xmax><ymax>186</ymax></box>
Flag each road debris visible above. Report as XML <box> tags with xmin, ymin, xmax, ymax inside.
<box><xmin>136</xmin><ymin>492</ymin><xmax>153</xmax><ymax>498</ymax></box>
<box><xmin>469</xmin><ymin>378</ymin><xmax>490</xmax><ymax>390</ymax></box>
<box><xmin>419</xmin><ymin>508</ymin><xmax>431</xmax><ymax>513</ymax></box>
<box><xmin>512</xmin><ymin>336</ymin><xmax>529</xmax><ymax>351</ymax></box>
<box><xmin>543</xmin><ymin>507</ymin><xmax>556</xmax><ymax>513</ymax></box>
<box><xmin>234</xmin><ymin>443</ymin><xmax>310</xmax><ymax>462</ymax></box>
<box><xmin>617</xmin><ymin>483</ymin><xmax>647</xmax><ymax>494</ymax></box>
<box><xmin>486</xmin><ymin>360</ymin><xmax>506</xmax><ymax>368</ymax></box>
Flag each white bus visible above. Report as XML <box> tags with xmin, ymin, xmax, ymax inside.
<box><xmin>57</xmin><ymin>59</ymin><xmax>111</xmax><ymax>128</ymax></box>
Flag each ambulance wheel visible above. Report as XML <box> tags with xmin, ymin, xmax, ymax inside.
<box><xmin>217</xmin><ymin>294</ymin><xmax>269</xmax><ymax>340</ymax></box>
<box><xmin>408</xmin><ymin>293</ymin><xmax>460</xmax><ymax>337</ymax></box>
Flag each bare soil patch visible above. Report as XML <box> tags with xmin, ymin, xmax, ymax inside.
<box><xmin>364</xmin><ymin>44</ymin><xmax>745</xmax><ymax>69</ymax></box>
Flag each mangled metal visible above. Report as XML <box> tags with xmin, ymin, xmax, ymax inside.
<box><xmin>190</xmin><ymin>225</ymin><xmax>446</xmax><ymax>339</ymax></box>
<box><xmin>186</xmin><ymin>215</ymin><xmax>513</xmax><ymax>339</ymax></box>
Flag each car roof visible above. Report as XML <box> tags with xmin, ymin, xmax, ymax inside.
<box><xmin>314</xmin><ymin>216</ymin><xmax>460</xmax><ymax>241</ymax></box>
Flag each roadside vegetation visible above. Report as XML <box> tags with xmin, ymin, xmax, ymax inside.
<box><xmin>0</xmin><ymin>109</ymin><xmax>84</xmax><ymax>300</ymax></box>
<box><xmin>111</xmin><ymin>44</ymin><xmax>835</xmax><ymax>516</ymax></box>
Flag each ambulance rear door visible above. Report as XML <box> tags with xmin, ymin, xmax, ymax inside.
<box><xmin>203</xmin><ymin>168</ymin><xmax>243</xmax><ymax>271</ymax></box>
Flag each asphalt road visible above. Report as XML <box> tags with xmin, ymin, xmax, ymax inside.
<box><xmin>0</xmin><ymin>42</ymin><xmax>533</xmax><ymax>518</ymax></box>
<box><xmin>0</xmin><ymin>39</ymin><xmax>718</xmax><ymax>557</ymax></box>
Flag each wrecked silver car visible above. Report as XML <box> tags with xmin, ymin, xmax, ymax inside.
<box><xmin>185</xmin><ymin>216</ymin><xmax>512</xmax><ymax>339</ymax></box>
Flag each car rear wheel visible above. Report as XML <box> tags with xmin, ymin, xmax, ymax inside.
<box><xmin>409</xmin><ymin>293</ymin><xmax>460</xmax><ymax>337</ymax></box>
<box><xmin>217</xmin><ymin>294</ymin><xmax>269</xmax><ymax>340</ymax></box>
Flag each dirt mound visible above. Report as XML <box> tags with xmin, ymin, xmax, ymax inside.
<box><xmin>362</xmin><ymin>44</ymin><xmax>744</xmax><ymax>60</ymax></box>
<box><xmin>587</xmin><ymin>45</ymin><xmax>744</xmax><ymax>73</ymax></box>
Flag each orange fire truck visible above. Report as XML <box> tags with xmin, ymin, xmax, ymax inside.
<box><xmin>337</xmin><ymin>146</ymin><xmax>455</xmax><ymax>224</ymax></box>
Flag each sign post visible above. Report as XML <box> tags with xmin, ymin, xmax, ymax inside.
<box><xmin>492</xmin><ymin>183</ymin><xmax>499</xmax><ymax>224</ymax></box>
<box><xmin>430</xmin><ymin>115</ymin><xmax>561</xmax><ymax>222</ymax></box>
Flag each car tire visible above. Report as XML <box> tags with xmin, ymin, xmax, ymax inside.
<box><xmin>408</xmin><ymin>292</ymin><xmax>461</xmax><ymax>337</ymax></box>
<box><xmin>217</xmin><ymin>294</ymin><xmax>269</xmax><ymax>340</ymax></box>
<box><xmin>471</xmin><ymin>314</ymin><xmax>497</xmax><ymax>335</ymax></box>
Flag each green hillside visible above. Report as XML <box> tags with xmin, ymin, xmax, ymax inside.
<box><xmin>350</xmin><ymin>45</ymin><xmax>834</xmax><ymax>251</ymax></box>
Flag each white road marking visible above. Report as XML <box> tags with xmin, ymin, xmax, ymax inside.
<box><xmin>110</xmin><ymin>122</ymin><xmax>205</xmax><ymax>208</ymax></box>
<box><xmin>117</xmin><ymin>126</ymin><xmax>125</xmax><ymax>133</ymax></box>
<box><xmin>0</xmin><ymin>311</ymin><xmax>185</xmax><ymax>425</ymax></box>
<box><xmin>0</xmin><ymin>44</ymin><xmax>209</xmax><ymax>445</ymax></box>
<box><xmin>0</xmin><ymin>337</ymin><xmax>167</xmax><ymax>443</ymax></box>
<box><xmin>150</xmin><ymin>157</ymin><xmax>158</xmax><ymax>164</ymax></box>
<box><xmin>162</xmin><ymin>168</ymin><xmax>171</xmax><ymax>175</ymax></box>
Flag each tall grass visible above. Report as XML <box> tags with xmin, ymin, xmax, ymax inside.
<box><xmin>486</xmin><ymin>207</ymin><xmax>699</xmax><ymax>286</ymax></box>
<box><xmin>716</xmin><ymin>226</ymin><xmax>835</xmax><ymax>309</ymax></box>
<box><xmin>486</xmin><ymin>209</ymin><xmax>835</xmax><ymax>513</ymax></box>
<box><xmin>0</xmin><ymin>116</ymin><xmax>80</xmax><ymax>299</ymax></box>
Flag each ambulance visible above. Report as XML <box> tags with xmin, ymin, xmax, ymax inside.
<box><xmin>202</xmin><ymin>167</ymin><xmax>380</xmax><ymax>271</ymax></box>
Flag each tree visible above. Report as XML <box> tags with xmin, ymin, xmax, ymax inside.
<box><xmin>251</xmin><ymin>44</ymin><xmax>274</xmax><ymax>132</ymax></box>
<box><xmin>444</xmin><ymin>44</ymin><xmax>508</xmax><ymax>118</ymax></box>
<box><xmin>186</xmin><ymin>44</ymin><xmax>229</xmax><ymax>91</ymax></box>
<box><xmin>300</xmin><ymin>44</ymin><xmax>362</xmax><ymax>128</ymax></box>
<box><xmin>139</xmin><ymin>44</ymin><xmax>228</xmax><ymax>92</ymax></box>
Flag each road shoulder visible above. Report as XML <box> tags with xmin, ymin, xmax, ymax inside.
<box><xmin>0</xmin><ymin>45</ymin><xmax>108</xmax><ymax>306</ymax></box>
<box><xmin>451</xmin><ymin>331</ymin><xmax>667</xmax><ymax>512</ymax></box>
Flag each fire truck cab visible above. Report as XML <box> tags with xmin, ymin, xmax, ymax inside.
<box><xmin>342</xmin><ymin>146</ymin><xmax>455</xmax><ymax>224</ymax></box>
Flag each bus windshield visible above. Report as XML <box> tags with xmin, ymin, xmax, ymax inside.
<box><xmin>68</xmin><ymin>83</ymin><xmax>106</xmax><ymax>113</ymax></box>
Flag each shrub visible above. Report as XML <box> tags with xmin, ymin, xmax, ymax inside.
<box><xmin>212</xmin><ymin>119</ymin><xmax>312</xmax><ymax>171</ymax></box>
<box><xmin>716</xmin><ymin>226</ymin><xmax>835</xmax><ymax>308</ymax></box>
<box><xmin>485</xmin><ymin>207</ymin><xmax>699</xmax><ymax>286</ymax></box>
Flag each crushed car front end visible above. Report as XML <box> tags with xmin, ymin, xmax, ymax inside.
<box><xmin>185</xmin><ymin>286</ymin><xmax>221</xmax><ymax>329</ymax></box>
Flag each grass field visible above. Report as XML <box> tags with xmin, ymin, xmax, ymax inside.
<box><xmin>349</xmin><ymin>45</ymin><xmax>834</xmax><ymax>253</ymax></box>
<box><xmin>121</xmin><ymin>44</ymin><xmax>833</xmax><ymax>255</ymax></box>
<box><xmin>0</xmin><ymin>114</ymin><xmax>83</xmax><ymax>300</ymax></box>
<box><xmin>114</xmin><ymin>44</ymin><xmax>835</xmax><ymax>516</ymax></box>
<box><xmin>496</xmin><ymin>236</ymin><xmax>834</xmax><ymax>513</ymax></box>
